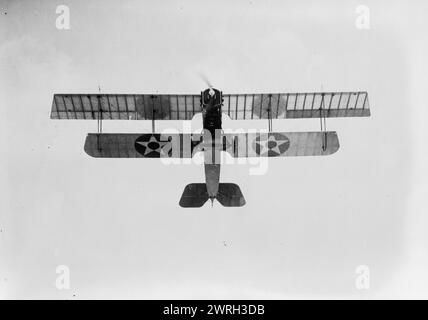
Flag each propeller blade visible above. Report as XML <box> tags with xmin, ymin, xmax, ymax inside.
<box><xmin>198</xmin><ymin>72</ymin><xmax>213</xmax><ymax>88</ymax></box>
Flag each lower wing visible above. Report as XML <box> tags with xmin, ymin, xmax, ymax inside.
<box><xmin>84</xmin><ymin>133</ymin><xmax>203</xmax><ymax>158</ymax></box>
<box><xmin>222</xmin><ymin>131</ymin><xmax>340</xmax><ymax>157</ymax></box>
<box><xmin>84</xmin><ymin>131</ymin><xmax>339</xmax><ymax>158</ymax></box>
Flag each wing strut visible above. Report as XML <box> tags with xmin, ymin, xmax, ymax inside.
<box><xmin>268</xmin><ymin>94</ymin><xmax>273</xmax><ymax>132</ymax></box>
<box><xmin>319</xmin><ymin>93</ymin><xmax>327</xmax><ymax>151</ymax></box>
<box><xmin>96</xmin><ymin>86</ymin><xmax>103</xmax><ymax>151</ymax></box>
<box><xmin>151</xmin><ymin>95</ymin><xmax>156</xmax><ymax>132</ymax></box>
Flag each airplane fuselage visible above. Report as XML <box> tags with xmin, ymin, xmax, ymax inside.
<box><xmin>201</xmin><ymin>88</ymin><xmax>223</xmax><ymax>202</ymax></box>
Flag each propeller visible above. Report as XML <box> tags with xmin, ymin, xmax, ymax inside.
<box><xmin>198</xmin><ymin>72</ymin><xmax>213</xmax><ymax>89</ymax></box>
<box><xmin>198</xmin><ymin>73</ymin><xmax>216</xmax><ymax>97</ymax></box>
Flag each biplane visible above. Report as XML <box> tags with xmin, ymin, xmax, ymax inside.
<box><xmin>50</xmin><ymin>88</ymin><xmax>370</xmax><ymax>207</ymax></box>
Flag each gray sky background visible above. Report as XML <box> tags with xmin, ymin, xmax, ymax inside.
<box><xmin>1</xmin><ymin>0</ymin><xmax>427</xmax><ymax>299</ymax></box>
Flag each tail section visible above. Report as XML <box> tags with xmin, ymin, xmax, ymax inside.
<box><xmin>216</xmin><ymin>183</ymin><xmax>246</xmax><ymax>207</ymax></box>
<box><xmin>179</xmin><ymin>183</ymin><xmax>209</xmax><ymax>208</ymax></box>
<box><xmin>179</xmin><ymin>183</ymin><xmax>246</xmax><ymax>208</ymax></box>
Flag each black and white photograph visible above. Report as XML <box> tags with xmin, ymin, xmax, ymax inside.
<box><xmin>1</xmin><ymin>0</ymin><xmax>427</xmax><ymax>304</ymax></box>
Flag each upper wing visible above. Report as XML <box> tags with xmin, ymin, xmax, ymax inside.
<box><xmin>222</xmin><ymin>92</ymin><xmax>370</xmax><ymax>120</ymax></box>
<box><xmin>50</xmin><ymin>94</ymin><xmax>201</xmax><ymax>120</ymax></box>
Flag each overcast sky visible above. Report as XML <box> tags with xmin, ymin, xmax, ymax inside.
<box><xmin>1</xmin><ymin>0</ymin><xmax>428</xmax><ymax>299</ymax></box>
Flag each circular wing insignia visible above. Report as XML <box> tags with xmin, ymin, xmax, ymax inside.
<box><xmin>134</xmin><ymin>134</ymin><xmax>172</xmax><ymax>157</ymax></box>
<box><xmin>251</xmin><ymin>132</ymin><xmax>290</xmax><ymax>157</ymax></box>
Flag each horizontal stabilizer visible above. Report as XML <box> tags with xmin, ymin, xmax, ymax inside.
<box><xmin>179</xmin><ymin>184</ymin><xmax>209</xmax><ymax>208</ymax></box>
<box><xmin>216</xmin><ymin>183</ymin><xmax>246</xmax><ymax>207</ymax></box>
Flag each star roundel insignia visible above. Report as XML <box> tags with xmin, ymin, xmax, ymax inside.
<box><xmin>134</xmin><ymin>134</ymin><xmax>172</xmax><ymax>158</ymax></box>
<box><xmin>252</xmin><ymin>133</ymin><xmax>290</xmax><ymax>157</ymax></box>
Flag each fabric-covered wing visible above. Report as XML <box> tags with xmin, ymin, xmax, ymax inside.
<box><xmin>51</xmin><ymin>94</ymin><xmax>201</xmax><ymax>120</ymax></box>
<box><xmin>84</xmin><ymin>133</ymin><xmax>204</xmax><ymax>158</ymax></box>
<box><xmin>222</xmin><ymin>92</ymin><xmax>370</xmax><ymax>119</ymax></box>
<box><xmin>223</xmin><ymin>131</ymin><xmax>339</xmax><ymax>157</ymax></box>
